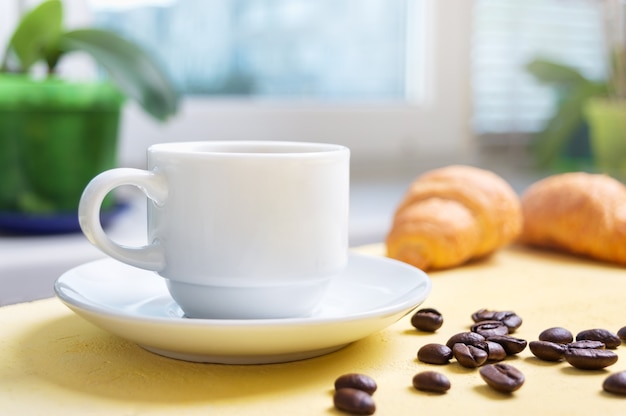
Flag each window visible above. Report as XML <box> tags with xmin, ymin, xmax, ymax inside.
<box><xmin>90</xmin><ymin>0</ymin><xmax>421</xmax><ymax>101</ymax></box>
<box><xmin>83</xmin><ymin>0</ymin><xmax>473</xmax><ymax>168</ymax></box>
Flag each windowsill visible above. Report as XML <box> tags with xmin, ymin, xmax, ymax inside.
<box><xmin>0</xmin><ymin>193</ymin><xmax>147</xmax><ymax>306</ymax></box>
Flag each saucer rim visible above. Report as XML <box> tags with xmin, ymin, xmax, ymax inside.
<box><xmin>54</xmin><ymin>252</ymin><xmax>431</xmax><ymax>363</ymax></box>
<box><xmin>54</xmin><ymin>252</ymin><xmax>431</xmax><ymax>328</ymax></box>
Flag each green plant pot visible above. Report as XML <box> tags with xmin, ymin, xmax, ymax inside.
<box><xmin>585</xmin><ymin>98</ymin><xmax>626</xmax><ymax>179</ymax></box>
<box><xmin>0</xmin><ymin>75</ymin><xmax>124</xmax><ymax>231</ymax></box>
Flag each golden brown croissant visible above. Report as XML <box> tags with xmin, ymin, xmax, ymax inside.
<box><xmin>386</xmin><ymin>165</ymin><xmax>522</xmax><ymax>271</ymax></box>
<box><xmin>520</xmin><ymin>172</ymin><xmax>626</xmax><ymax>265</ymax></box>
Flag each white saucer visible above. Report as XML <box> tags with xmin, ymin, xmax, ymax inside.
<box><xmin>54</xmin><ymin>252</ymin><xmax>431</xmax><ymax>364</ymax></box>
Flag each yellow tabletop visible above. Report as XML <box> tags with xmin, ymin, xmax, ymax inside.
<box><xmin>2</xmin><ymin>244</ymin><xmax>626</xmax><ymax>415</ymax></box>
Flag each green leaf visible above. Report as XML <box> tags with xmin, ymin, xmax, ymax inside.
<box><xmin>59</xmin><ymin>29</ymin><xmax>179</xmax><ymax>121</ymax></box>
<box><xmin>5</xmin><ymin>0</ymin><xmax>63</xmax><ymax>72</ymax></box>
<box><xmin>526</xmin><ymin>58</ymin><xmax>589</xmax><ymax>87</ymax></box>
<box><xmin>531</xmin><ymin>82</ymin><xmax>608</xmax><ymax>167</ymax></box>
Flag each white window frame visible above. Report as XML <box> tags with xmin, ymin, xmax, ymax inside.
<box><xmin>2</xmin><ymin>0</ymin><xmax>474</xmax><ymax>170</ymax></box>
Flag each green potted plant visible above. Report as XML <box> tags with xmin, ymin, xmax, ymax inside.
<box><xmin>0</xmin><ymin>0</ymin><xmax>179</xmax><ymax>233</ymax></box>
<box><xmin>525</xmin><ymin>58</ymin><xmax>607</xmax><ymax>172</ymax></box>
<box><xmin>584</xmin><ymin>0</ymin><xmax>626</xmax><ymax>179</ymax></box>
<box><xmin>525</xmin><ymin>0</ymin><xmax>625</xmax><ymax>178</ymax></box>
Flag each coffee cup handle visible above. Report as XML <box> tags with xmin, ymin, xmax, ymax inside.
<box><xmin>79</xmin><ymin>168</ymin><xmax>167</xmax><ymax>271</ymax></box>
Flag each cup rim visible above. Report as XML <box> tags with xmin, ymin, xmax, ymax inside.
<box><xmin>148</xmin><ymin>140</ymin><xmax>349</xmax><ymax>156</ymax></box>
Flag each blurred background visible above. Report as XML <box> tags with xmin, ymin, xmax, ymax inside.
<box><xmin>1</xmin><ymin>0</ymin><xmax>624</xmax><ymax>303</ymax></box>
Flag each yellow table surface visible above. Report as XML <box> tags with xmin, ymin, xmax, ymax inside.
<box><xmin>2</xmin><ymin>244</ymin><xmax>626</xmax><ymax>415</ymax></box>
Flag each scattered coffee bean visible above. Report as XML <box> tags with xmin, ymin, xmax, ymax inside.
<box><xmin>486</xmin><ymin>335</ymin><xmax>528</xmax><ymax>355</ymax></box>
<box><xmin>479</xmin><ymin>363</ymin><xmax>525</xmax><ymax>393</ymax></box>
<box><xmin>538</xmin><ymin>327</ymin><xmax>573</xmax><ymax>344</ymax></box>
<box><xmin>334</xmin><ymin>374</ymin><xmax>377</xmax><ymax>395</ymax></box>
<box><xmin>564</xmin><ymin>348</ymin><xmax>618</xmax><ymax>370</ymax></box>
<box><xmin>411</xmin><ymin>308</ymin><xmax>444</xmax><ymax>332</ymax></box>
<box><xmin>333</xmin><ymin>388</ymin><xmax>376</xmax><ymax>415</ymax></box>
<box><xmin>412</xmin><ymin>371</ymin><xmax>451</xmax><ymax>393</ymax></box>
<box><xmin>471</xmin><ymin>320</ymin><xmax>509</xmax><ymax>338</ymax></box>
<box><xmin>471</xmin><ymin>308</ymin><xmax>493</xmax><ymax>322</ymax></box>
<box><xmin>453</xmin><ymin>343</ymin><xmax>488</xmax><ymax>368</ymax></box>
<box><xmin>475</xmin><ymin>340</ymin><xmax>507</xmax><ymax>362</ymax></box>
<box><xmin>529</xmin><ymin>340</ymin><xmax>566</xmax><ymax>362</ymax></box>
<box><xmin>576</xmin><ymin>329</ymin><xmax>621</xmax><ymax>349</ymax></box>
<box><xmin>471</xmin><ymin>309</ymin><xmax>522</xmax><ymax>332</ymax></box>
<box><xmin>603</xmin><ymin>371</ymin><xmax>626</xmax><ymax>396</ymax></box>
<box><xmin>417</xmin><ymin>343</ymin><xmax>453</xmax><ymax>365</ymax></box>
<box><xmin>402</xmin><ymin>308</ymin><xmax>626</xmax><ymax>401</ymax></box>
<box><xmin>567</xmin><ymin>340</ymin><xmax>605</xmax><ymax>350</ymax></box>
<box><xmin>445</xmin><ymin>332</ymin><xmax>485</xmax><ymax>349</ymax></box>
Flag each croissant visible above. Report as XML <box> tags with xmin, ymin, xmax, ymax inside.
<box><xmin>386</xmin><ymin>165</ymin><xmax>522</xmax><ymax>271</ymax></box>
<box><xmin>520</xmin><ymin>172</ymin><xmax>626</xmax><ymax>265</ymax></box>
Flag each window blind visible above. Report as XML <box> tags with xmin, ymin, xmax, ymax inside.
<box><xmin>471</xmin><ymin>0</ymin><xmax>606</xmax><ymax>135</ymax></box>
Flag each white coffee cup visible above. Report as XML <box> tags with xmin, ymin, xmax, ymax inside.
<box><xmin>79</xmin><ymin>141</ymin><xmax>350</xmax><ymax>319</ymax></box>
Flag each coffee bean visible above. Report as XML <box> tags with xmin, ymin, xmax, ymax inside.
<box><xmin>567</xmin><ymin>340</ymin><xmax>605</xmax><ymax>350</ymax></box>
<box><xmin>576</xmin><ymin>328</ymin><xmax>621</xmax><ymax>349</ymax></box>
<box><xmin>412</xmin><ymin>371</ymin><xmax>451</xmax><ymax>393</ymax></box>
<box><xmin>334</xmin><ymin>374</ymin><xmax>377</xmax><ymax>395</ymax></box>
<box><xmin>486</xmin><ymin>335</ymin><xmax>528</xmax><ymax>355</ymax></box>
<box><xmin>411</xmin><ymin>308</ymin><xmax>444</xmax><ymax>332</ymax></box>
<box><xmin>471</xmin><ymin>309</ymin><xmax>522</xmax><ymax>332</ymax></box>
<box><xmin>564</xmin><ymin>348</ymin><xmax>618</xmax><ymax>370</ymax></box>
<box><xmin>333</xmin><ymin>388</ymin><xmax>375</xmax><ymax>415</ymax></box>
<box><xmin>445</xmin><ymin>332</ymin><xmax>485</xmax><ymax>349</ymax></box>
<box><xmin>529</xmin><ymin>340</ymin><xmax>566</xmax><ymax>362</ymax></box>
<box><xmin>471</xmin><ymin>308</ymin><xmax>493</xmax><ymax>322</ymax></box>
<box><xmin>417</xmin><ymin>343</ymin><xmax>453</xmax><ymax>365</ymax></box>
<box><xmin>618</xmin><ymin>326</ymin><xmax>626</xmax><ymax>341</ymax></box>
<box><xmin>475</xmin><ymin>341</ymin><xmax>507</xmax><ymax>362</ymax></box>
<box><xmin>471</xmin><ymin>320</ymin><xmax>509</xmax><ymax>338</ymax></box>
<box><xmin>603</xmin><ymin>371</ymin><xmax>626</xmax><ymax>396</ymax></box>
<box><xmin>538</xmin><ymin>327</ymin><xmax>573</xmax><ymax>344</ymax></box>
<box><xmin>452</xmin><ymin>343</ymin><xmax>488</xmax><ymax>368</ymax></box>
<box><xmin>479</xmin><ymin>363</ymin><xmax>525</xmax><ymax>393</ymax></box>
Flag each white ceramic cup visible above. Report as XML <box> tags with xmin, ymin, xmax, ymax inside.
<box><xmin>79</xmin><ymin>141</ymin><xmax>350</xmax><ymax>319</ymax></box>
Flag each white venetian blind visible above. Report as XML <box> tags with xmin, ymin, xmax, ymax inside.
<box><xmin>472</xmin><ymin>0</ymin><xmax>607</xmax><ymax>135</ymax></box>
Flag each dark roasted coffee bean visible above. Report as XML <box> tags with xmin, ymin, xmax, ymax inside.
<box><xmin>576</xmin><ymin>328</ymin><xmax>621</xmax><ymax>349</ymax></box>
<box><xmin>446</xmin><ymin>332</ymin><xmax>486</xmax><ymax>349</ymax></box>
<box><xmin>471</xmin><ymin>320</ymin><xmax>509</xmax><ymax>338</ymax></box>
<box><xmin>418</xmin><ymin>343</ymin><xmax>453</xmax><ymax>365</ymax></box>
<box><xmin>471</xmin><ymin>309</ymin><xmax>522</xmax><ymax>332</ymax></box>
<box><xmin>334</xmin><ymin>373</ymin><xmax>377</xmax><ymax>395</ymax></box>
<box><xmin>475</xmin><ymin>341</ymin><xmax>507</xmax><ymax>362</ymax></box>
<box><xmin>446</xmin><ymin>332</ymin><xmax>485</xmax><ymax>349</ymax></box>
<box><xmin>564</xmin><ymin>348</ymin><xmax>618</xmax><ymax>370</ymax></box>
<box><xmin>453</xmin><ymin>343</ymin><xmax>488</xmax><ymax>368</ymax></box>
<box><xmin>529</xmin><ymin>340</ymin><xmax>566</xmax><ymax>361</ymax></box>
<box><xmin>500</xmin><ymin>314</ymin><xmax>523</xmax><ymax>332</ymax></box>
<box><xmin>538</xmin><ymin>327</ymin><xmax>573</xmax><ymax>344</ymax></box>
<box><xmin>333</xmin><ymin>388</ymin><xmax>375</xmax><ymax>415</ymax></box>
<box><xmin>471</xmin><ymin>308</ymin><xmax>492</xmax><ymax>322</ymax></box>
<box><xmin>567</xmin><ymin>340</ymin><xmax>605</xmax><ymax>350</ymax></box>
<box><xmin>411</xmin><ymin>308</ymin><xmax>444</xmax><ymax>332</ymax></box>
<box><xmin>479</xmin><ymin>363</ymin><xmax>525</xmax><ymax>393</ymax></box>
<box><xmin>412</xmin><ymin>371</ymin><xmax>451</xmax><ymax>393</ymax></box>
<box><xmin>603</xmin><ymin>371</ymin><xmax>626</xmax><ymax>396</ymax></box>
<box><xmin>618</xmin><ymin>326</ymin><xmax>626</xmax><ymax>341</ymax></box>
<box><xmin>486</xmin><ymin>335</ymin><xmax>527</xmax><ymax>355</ymax></box>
